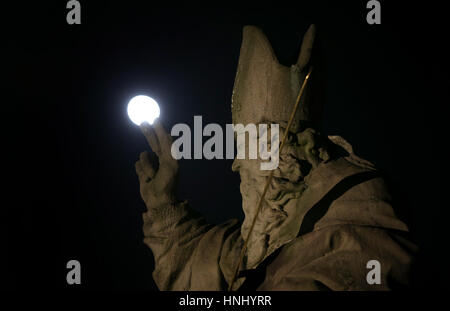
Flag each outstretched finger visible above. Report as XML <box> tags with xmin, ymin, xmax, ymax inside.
<box><xmin>140</xmin><ymin>122</ymin><xmax>161</xmax><ymax>156</ymax></box>
<box><xmin>153</xmin><ymin>119</ymin><xmax>173</xmax><ymax>160</ymax></box>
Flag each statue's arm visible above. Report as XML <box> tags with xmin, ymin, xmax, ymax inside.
<box><xmin>142</xmin><ymin>200</ymin><xmax>240</xmax><ymax>290</ymax></box>
<box><xmin>135</xmin><ymin>120</ymin><xmax>239</xmax><ymax>290</ymax></box>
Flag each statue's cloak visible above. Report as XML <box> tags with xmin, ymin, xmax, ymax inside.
<box><xmin>143</xmin><ymin>137</ymin><xmax>417</xmax><ymax>290</ymax></box>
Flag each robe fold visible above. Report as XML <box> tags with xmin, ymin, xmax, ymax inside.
<box><xmin>143</xmin><ymin>136</ymin><xmax>417</xmax><ymax>291</ymax></box>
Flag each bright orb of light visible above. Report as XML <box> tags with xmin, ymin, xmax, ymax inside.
<box><xmin>127</xmin><ymin>95</ymin><xmax>160</xmax><ymax>125</ymax></box>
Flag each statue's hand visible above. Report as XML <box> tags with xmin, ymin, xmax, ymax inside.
<box><xmin>135</xmin><ymin>119</ymin><xmax>178</xmax><ymax>212</ymax></box>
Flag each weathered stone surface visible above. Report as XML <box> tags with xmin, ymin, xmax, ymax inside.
<box><xmin>135</xmin><ymin>25</ymin><xmax>416</xmax><ymax>291</ymax></box>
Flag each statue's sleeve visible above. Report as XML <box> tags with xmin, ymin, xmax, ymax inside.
<box><xmin>142</xmin><ymin>200</ymin><xmax>240</xmax><ymax>290</ymax></box>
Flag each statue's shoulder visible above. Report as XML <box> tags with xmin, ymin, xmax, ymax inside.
<box><xmin>302</xmin><ymin>135</ymin><xmax>409</xmax><ymax>232</ymax></box>
<box><xmin>327</xmin><ymin>135</ymin><xmax>377</xmax><ymax>172</ymax></box>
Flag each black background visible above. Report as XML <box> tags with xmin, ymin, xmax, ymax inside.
<box><xmin>5</xmin><ymin>1</ymin><xmax>447</xmax><ymax>291</ymax></box>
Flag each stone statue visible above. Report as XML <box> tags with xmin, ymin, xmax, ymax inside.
<box><xmin>134</xmin><ymin>25</ymin><xmax>417</xmax><ymax>290</ymax></box>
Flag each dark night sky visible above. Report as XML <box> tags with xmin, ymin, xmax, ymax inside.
<box><xmin>5</xmin><ymin>2</ymin><xmax>447</xmax><ymax>290</ymax></box>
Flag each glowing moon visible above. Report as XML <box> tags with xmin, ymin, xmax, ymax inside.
<box><xmin>127</xmin><ymin>95</ymin><xmax>160</xmax><ymax>125</ymax></box>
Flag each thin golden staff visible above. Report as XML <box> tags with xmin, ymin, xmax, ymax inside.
<box><xmin>228</xmin><ymin>66</ymin><xmax>313</xmax><ymax>291</ymax></box>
